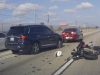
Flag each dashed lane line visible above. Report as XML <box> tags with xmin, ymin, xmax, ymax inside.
<box><xmin>53</xmin><ymin>58</ymin><xmax>74</xmax><ymax>75</ymax></box>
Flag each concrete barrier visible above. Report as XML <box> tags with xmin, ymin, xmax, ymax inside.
<box><xmin>0</xmin><ymin>38</ymin><xmax>6</xmax><ymax>51</ymax></box>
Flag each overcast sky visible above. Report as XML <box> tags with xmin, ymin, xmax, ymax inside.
<box><xmin>0</xmin><ymin>0</ymin><xmax>100</xmax><ymax>31</ymax></box>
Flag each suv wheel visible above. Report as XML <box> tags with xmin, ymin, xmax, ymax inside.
<box><xmin>57</xmin><ymin>40</ymin><xmax>62</xmax><ymax>48</ymax></box>
<box><xmin>12</xmin><ymin>50</ymin><xmax>18</xmax><ymax>54</ymax></box>
<box><xmin>31</xmin><ymin>42</ymin><xmax>40</xmax><ymax>54</ymax></box>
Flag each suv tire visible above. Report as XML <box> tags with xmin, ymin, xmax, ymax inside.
<box><xmin>83</xmin><ymin>50</ymin><xmax>98</xmax><ymax>60</ymax></box>
<box><xmin>31</xmin><ymin>42</ymin><xmax>40</xmax><ymax>54</ymax></box>
<box><xmin>56</xmin><ymin>40</ymin><xmax>62</xmax><ymax>48</ymax></box>
<box><xmin>12</xmin><ymin>50</ymin><xmax>18</xmax><ymax>54</ymax></box>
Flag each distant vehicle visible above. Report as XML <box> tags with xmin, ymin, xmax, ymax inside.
<box><xmin>0</xmin><ymin>33</ymin><xmax>6</xmax><ymax>38</ymax></box>
<box><xmin>61</xmin><ymin>27</ymin><xmax>83</xmax><ymax>42</ymax></box>
<box><xmin>5</xmin><ymin>24</ymin><xmax>63</xmax><ymax>54</ymax></box>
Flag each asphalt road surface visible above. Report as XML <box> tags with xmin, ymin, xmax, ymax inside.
<box><xmin>62</xmin><ymin>31</ymin><xmax>100</xmax><ymax>75</ymax></box>
<box><xmin>0</xmin><ymin>30</ymin><xmax>100</xmax><ymax>75</ymax></box>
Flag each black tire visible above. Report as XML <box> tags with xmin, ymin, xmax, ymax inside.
<box><xmin>83</xmin><ymin>51</ymin><xmax>98</xmax><ymax>60</ymax></box>
<box><xmin>31</xmin><ymin>42</ymin><xmax>40</xmax><ymax>54</ymax></box>
<box><xmin>56</xmin><ymin>40</ymin><xmax>63</xmax><ymax>48</ymax></box>
<box><xmin>12</xmin><ymin>50</ymin><xmax>18</xmax><ymax>54</ymax></box>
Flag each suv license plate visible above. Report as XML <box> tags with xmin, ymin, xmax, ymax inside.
<box><xmin>10</xmin><ymin>37</ymin><xmax>14</xmax><ymax>41</ymax></box>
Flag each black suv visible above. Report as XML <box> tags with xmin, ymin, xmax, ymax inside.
<box><xmin>5</xmin><ymin>24</ymin><xmax>63</xmax><ymax>54</ymax></box>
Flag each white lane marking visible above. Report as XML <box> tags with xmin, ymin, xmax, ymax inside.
<box><xmin>54</xmin><ymin>58</ymin><xmax>74</xmax><ymax>75</ymax></box>
<box><xmin>0</xmin><ymin>51</ymin><xmax>12</xmax><ymax>57</ymax></box>
<box><xmin>0</xmin><ymin>54</ymin><xmax>17</xmax><ymax>61</ymax></box>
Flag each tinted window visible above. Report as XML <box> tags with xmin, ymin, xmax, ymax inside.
<box><xmin>7</xmin><ymin>26</ymin><xmax>28</xmax><ymax>36</ymax></box>
<box><xmin>64</xmin><ymin>28</ymin><xmax>77</xmax><ymax>32</ymax></box>
<box><xmin>30</xmin><ymin>26</ymin><xmax>44</xmax><ymax>34</ymax></box>
<box><xmin>30</xmin><ymin>26</ymin><xmax>53</xmax><ymax>34</ymax></box>
<box><xmin>40</xmin><ymin>28</ymin><xmax>52</xmax><ymax>34</ymax></box>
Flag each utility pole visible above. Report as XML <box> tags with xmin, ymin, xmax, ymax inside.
<box><xmin>47</xmin><ymin>14</ymin><xmax>50</xmax><ymax>25</ymax></box>
<box><xmin>2</xmin><ymin>24</ymin><xmax>3</xmax><ymax>32</ymax></box>
<box><xmin>34</xmin><ymin>9</ymin><xmax>37</xmax><ymax>24</ymax></box>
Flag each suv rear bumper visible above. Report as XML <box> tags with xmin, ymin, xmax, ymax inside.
<box><xmin>5</xmin><ymin>43</ymin><xmax>31</xmax><ymax>53</ymax></box>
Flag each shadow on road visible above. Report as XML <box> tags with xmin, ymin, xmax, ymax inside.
<box><xmin>0</xmin><ymin>49</ymin><xmax>8</xmax><ymax>52</ymax></box>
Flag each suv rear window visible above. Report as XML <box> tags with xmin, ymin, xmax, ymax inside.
<box><xmin>7</xmin><ymin>26</ymin><xmax>28</xmax><ymax>36</ymax></box>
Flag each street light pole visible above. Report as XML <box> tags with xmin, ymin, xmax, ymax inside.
<box><xmin>47</xmin><ymin>14</ymin><xmax>50</xmax><ymax>25</ymax></box>
<box><xmin>34</xmin><ymin>9</ymin><xmax>37</xmax><ymax>24</ymax></box>
<box><xmin>2</xmin><ymin>24</ymin><xmax>3</xmax><ymax>32</ymax></box>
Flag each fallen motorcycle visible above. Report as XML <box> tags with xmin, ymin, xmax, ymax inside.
<box><xmin>53</xmin><ymin>40</ymin><xmax>99</xmax><ymax>75</ymax></box>
<box><xmin>71</xmin><ymin>40</ymin><xmax>98</xmax><ymax>60</ymax></box>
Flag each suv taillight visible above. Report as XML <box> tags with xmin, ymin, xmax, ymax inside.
<box><xmin>20</xmin><ymin>35</ymin><xmax>28</xmax><ymax>40</ymax></box>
